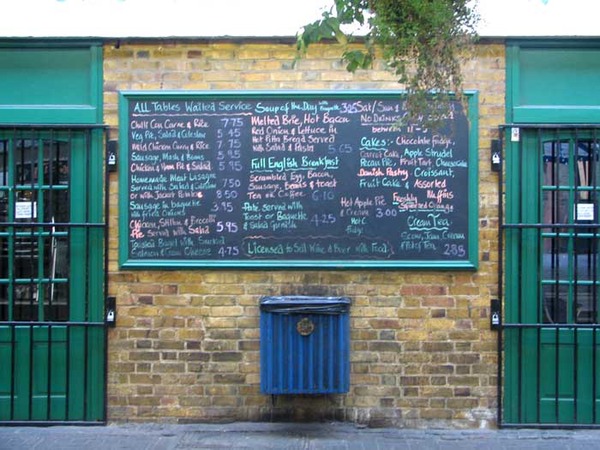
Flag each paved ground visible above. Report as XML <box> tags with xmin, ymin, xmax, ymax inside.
<box><xmin>2</xmin><ymin>422</ymin><xmax>600</xmax><ymax>449</ymax></box>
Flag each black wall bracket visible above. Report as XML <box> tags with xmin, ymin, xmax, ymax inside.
<box><xmin>107</xmin><ymin>140</ymin><xmax>118</xmax><ymax>171</ymax></box>
<box><xmin>491</xmin><ymin>139</ymin><xmax>501</xmax><ymax>172</ymax></box>
<box><xmin>490</xmin><ymin>298</ymin><xmax>501</xmax><ymax>331</ymax></box>
<box><xmin>106</xmin><ymin>296</ymin><xmax>116</xmax><ymax>327</ymax></box>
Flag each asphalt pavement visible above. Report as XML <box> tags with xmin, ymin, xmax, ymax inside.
<box><xmin>2</xmin><ymin>422</ymin><xmax>600</xmax><ymax>449</ymax></box>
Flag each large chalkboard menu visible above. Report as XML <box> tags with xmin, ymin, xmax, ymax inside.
<box><xmin>119</xmin><ymin>91</ymin><xmax>478</xmax><ymax>269</ymax></box>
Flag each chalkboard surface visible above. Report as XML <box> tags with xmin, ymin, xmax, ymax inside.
<box><xmin>119</xmin><ymin>91</ymin><xmax>478</xmax><ymax>269</ymax></box>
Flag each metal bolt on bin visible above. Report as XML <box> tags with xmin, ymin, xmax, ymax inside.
<box><xmin>259</xmin><ymin>296</ymin><xmax>351</xmax><ymax>395</ymax></box>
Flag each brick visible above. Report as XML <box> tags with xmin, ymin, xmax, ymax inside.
<box><xmin>379</xmin><ymin>330</ymin><xmax>396</xmax><ymax>340</ymax></box>
<box><xmin>456</xmin><ymin>366</ymin><xmax>472</xmax><ymax>375</ymax></box>
<box><xmin>400</xmin><ymin>376</ymin><xmax>430</xmax><ymax>386</ymax></box>
<box><xmin>182</xmin><ymin>352</ymin><xmax>210</xmax><ymax>362</ymax></box>
<box><xmin>153</xmin><ymin>363</ymin><xmax>186</xmax><ymax>373</ymax></box>
<box><xmin>422</xmin><ymin>342</ymin><xmax>454</xmax><ymax>352</ymax></box>
<box><xmin>203</xmin><ymin>296</ymin><xmax>237</xmax><ymax>306</ymax></box>
<box><xmin>129</xmin><ymin>374</ymin><xmax>161</xmax><ymax>384</ymax></box>
<box><xmin>431</xmin><ymin>309</ymin><xmax>446</xmax><ymax>318</ymax></box>
<box><xmin>447</xmin><ymin>398</ymin><xmax>479</xmax><ymax>409</ymax></box>
<box><xmin>449</xmin><ymin>354</ymin><xmax>481</xmax><ymax>365</ymax></box>
<box><xmin>238</xmin><ymin>340</ymin><xmax>259</xmax><ymax>351</ymax></box>
<box><xmin>135</xmin><ymin>363</ymin><xmax>152</xmax><ymax>373</ymax></box>
<box><xmin>214</xmin><ymin>374</ymin><xmax>246</xmax><ymax>384</ymax></box>
<box><xmin>368</xmin><ymin>319</ymin><xmax>400</xmax><ymax>329</ymax></box>
<box><xmin>179</xmin><ymin>396</ymin><xmax>211</xmax><ymax>407</ymax></box>
<box><xmin>187</xmin><ymin>50</ymin><xmax>203</xmax><ymax>58</ymax></box>
<box><xmin>423</xmin><ymin>364</ymin><xmax>454</xmax><ymax>375</ymax></box>
<box><xmin>129</xmin><ymin>352</ymin><xmax>160</xmax><ymax>362</ymax></box>
<box><xmin>203</xmin><ymin>341</ymin><xmax>236</xmax><ymax>352</ymax></box>
<box><xmin>369</xmin><ymin>341</ymin><xmax>402</xmax><ymax>352</ymax></box>
<box><xmin>401</xmin><ymin>285</ymin><xmax>448</xmax><ymax>296</ymax></box>
<box><xmin>398</xmin><ymin>330</ymin><xmax>428</xmax><ymax>342</ymax></box>
<box><xmin>211</xmin><ymin>352</ymin><xmax>243</xmax><ymax>362</ymax></box>
<box><xmin>421</xmin><ymin>409</ymin><xmax>453</xmax><ymax>420</ymax></box>
<box><xmin>207</xmin><ymin>329</ymin><xmax>242</xmax><ymax>340</ymax></box>
<box><xmin>210</xmin><ymin>306</ymin><xmax>244</xmax><ymax>316</ymax></box>
<box><xmin>454</xmin><ymin>387</ymin><xmax>471</xmax><ymax>397</ymax></box>
<box><xmin>205</xmin><ymin>317</ymin><xmax>237</xmax><ymax>328</ymax></box>
<box><xmin>422</xmin><ymin>297</ymin><xmax>456</xmax><ymax>308</ymax></box>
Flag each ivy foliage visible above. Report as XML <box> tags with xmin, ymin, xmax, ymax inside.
<box><xmin>297</xmin><ymin>0</ymin><xmax>479</xmax><ymax>122</ymax></box>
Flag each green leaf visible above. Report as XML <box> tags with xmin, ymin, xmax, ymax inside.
<box><xmin>296</xmin><ymin>0</ymin><xmax>479</xmax><ymax>125</ymax></box>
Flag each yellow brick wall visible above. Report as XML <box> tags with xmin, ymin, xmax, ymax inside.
<box><xmin>104</xmin><ymin>40</ymin><xmax>505</xmax><ymax>427</ymax></box>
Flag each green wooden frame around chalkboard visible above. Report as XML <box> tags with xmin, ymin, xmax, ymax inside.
<box><xmin>118</xmin><ymin>90</ymin><xmax>478</xmax><ymax>270</ymax></box>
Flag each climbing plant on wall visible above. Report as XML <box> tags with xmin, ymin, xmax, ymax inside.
<box><xmin>297</xmin><ymin>0</ymin><xmax>479</xmax><ymax>121</ymax></box>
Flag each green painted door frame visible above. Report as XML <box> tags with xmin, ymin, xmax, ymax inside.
<box><xmin>0</xmin><ymin>41</ymin><xmax>106</xmax><ymax>423</ymax></box>
<box><xmin>504</xmin><ymin>39</ymin><xmax>600</xmax><ymax>426</ymax></box>
<box><xmin>504</xmin><ymin>127</ymin><xmax>600</xmax><ymax>425</ymax></box>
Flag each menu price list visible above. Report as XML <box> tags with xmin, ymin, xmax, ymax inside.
<box><xmin>125</xmin><ymin>96</ymin><xmax>471</xmax><ymax>264</ymax></box>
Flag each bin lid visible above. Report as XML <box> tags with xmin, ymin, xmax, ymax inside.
<box><xmin>260</xmin><ymin>296</ymin><xmax>351</xmax><ymax>314</ymax></box>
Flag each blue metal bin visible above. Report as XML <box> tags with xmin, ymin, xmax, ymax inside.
<box><xmin>260</xmin><ymin>296</ymin><xmax>351</xmax><ymax>395</ymax></box>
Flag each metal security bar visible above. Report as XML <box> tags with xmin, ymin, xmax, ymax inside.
<box><xmin>0</xmin><ymin>125</ymin><xmax>106</xmax><ymax>425</ymax></box>
<box><xmin>500</xmin><ymin>125</ymin><xmax>600</xmax><ymax>428</ymax></box>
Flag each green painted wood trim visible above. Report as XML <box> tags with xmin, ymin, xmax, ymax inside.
<box><xmin>85</xmin><ymin>128</ymin><xmax>106</xmax><ymax>422</ymax></box>
<box><xmin>513</xmin><ymin>107</ymin><xmax>600</xmax><ymax>124</ymax></box>
<box><xmin>119</xmin><ymin>260</ymin><xmax>478</xmax><ymax>270</ymax></box>
<box><xmin>505</xmin><ymin>44</ymin><xmax>519</xmax><ymax>125</ymax></box>
<box><xmin>466</xmin><ymin>91</ymin><xmax>479</xmax><ymax>271</ymax></box>
<box><xmin>90</xmin><ymin>45</ymin><xmax>103</xmax><ymax>125</ymax></box>
<box><xmin>87</xmin><ymin>128</ymin><xmax>106</xmax><ymax>323</ymax></box>
<box><xmin>118</xmin><ymin>90</ymin><xmax>479</xmax><ymax>270</ymax></box>
<box><xmin>502</xmin><ymin>126</ymin><xmax>521</xmax><ymax>423</ymax></box>
<box><xmin>502</xmin><ymin>128</ymin><xmax>548</xmax><ymax>423</ymax></box>
<box><xmin>506</xmin><ymin>39</ymin><xmax>600</xmax><ymax>124</ymax></box>
<box><xmin>506</xmin><ymin>38</ymin><xmax>600</xmax><ymax>50</ymax></box>
<box><xmin>0</xmin><ymin>42</ymin><xmax>103</xmax><ymax>125</ymax></box>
